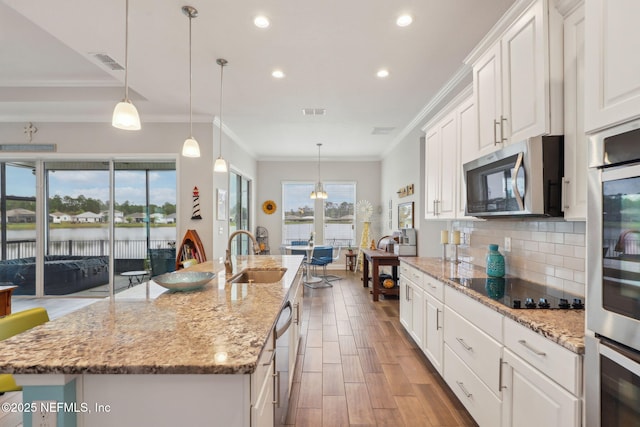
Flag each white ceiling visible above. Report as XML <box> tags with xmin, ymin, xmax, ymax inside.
<box><xmin>0</xmin><ymin>0</ymin><xmax>515</xmax><ymax>160</ymax></box>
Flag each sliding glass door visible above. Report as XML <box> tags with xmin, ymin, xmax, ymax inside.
<box><xmin>0</xmin><ymin>162</ymin><xmax>37</xmax><ymax>295</ymax></box>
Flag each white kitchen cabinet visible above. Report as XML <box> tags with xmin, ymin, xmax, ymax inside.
<box><xmin>562</xmin><ymin>3</ymin><xmax>587</xmax><ymax>220</ymax></box>
<box><xmin>289</xmin><ymin>273</ymin><xmax>304</xmax><ymax>388</ymax></box>
<box><xmin>444</xmin><ymin>306</ymin><xmax>503</xmax><ymax>395</ymax></box>
<box><xmin>422</xmin><ymin>274</ymin><xmax>445</xmax><ymax>374</ymax></box>
<box><xmin>399</xmin><ymin>275</ymin><xmax>424</xmax><ymax>348</ymax></box>
<box><xmin>456</xmin><ymin>95</ymin><xmax>477</xmax><ymax>219</ymax></box>
<box><xmin>501</xmin><ymin>348</ymin><xmax>581</xmax><ymax>427</ymax></box>
<box><xmin>584</xmin><ymin>0</ymin><xmax>640</xmax><ymax>132</ymax></box>
<box><xmin>471</xmin><ymin>0</ymin><xmax>563</xmax><ymax>154</ymax></box>
<box><xmin>424</xmin><ymin>111</ymin><xmax>457</xmax><ymax>219</ymax></box>
<box><xmin>444</xmin><ymin>345</ymin><xmax>502</xmax><ymax>427</ymax></box>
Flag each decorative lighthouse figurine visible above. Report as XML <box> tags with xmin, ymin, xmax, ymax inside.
<box><xmin>191</xmin><ymin>186</ymin><xmax>202</xmax><ymax>220</ymax></box>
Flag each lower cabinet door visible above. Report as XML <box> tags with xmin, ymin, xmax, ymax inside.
<box><xmin>253</xmin><ymin>358</ymin><xmax>275</xmax><ymax>427</ymax></box>
<box><xmin>501</xmin><ymin>349</ymin><xmax>581</xmax><ymax>427</ymax></box>
<box><xmin>444</xmin><ymin>344</ymin><xmax>502</xmax><ymax>427</ymax></box>
<box><xmin>423</xmin><ymin>294</ymin><xmax>444</xmax><ymax>374</ymax></box>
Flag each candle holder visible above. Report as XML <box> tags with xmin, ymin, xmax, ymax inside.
<box><xmin>442</xmin><ymin>243</ymin><xmax>447</xmax><ymax>261</ymax></box>
<box><xmin>452</xmin><ymin>244</ymin><xmax>460</xmax><ymax>264</ymax></box>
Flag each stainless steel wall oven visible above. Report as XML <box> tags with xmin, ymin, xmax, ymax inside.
<box><xmin>586</xmin><ymin>117</ymin><xmax>640</xmax><ymax>427</ymax></box>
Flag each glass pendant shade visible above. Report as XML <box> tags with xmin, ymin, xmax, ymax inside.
<box><xmin>112</xmin><ymin>100</ymin><xmax>141</xmax><ymax>130</ymax></box>
<box><xmin>182</xmin><ymin>137</ymin><xmax>200</xmax><ymax>157</ymax></box>
<box><xmin>181</xmin><ymin>5</ymin><xmax>200</xmax><ymax>158</ymax></box>
<box><xmin>310</xmin><ymin>143</ymin><xmax>328</xmax><ymax>199</ymax></box>
<box><xmin>214</xmin><ymin>58</ymin><xmax>228</xmax><ymax>173</ymax></box>
<box><xmin>214</xmin><ymin>156</ymin><xmax>228</xmax><ymax>172</ymax></box>
<box><xmin>112</xmin><ymin>0</ymin><xmax>140</xmax><ymax>131</ymax></box>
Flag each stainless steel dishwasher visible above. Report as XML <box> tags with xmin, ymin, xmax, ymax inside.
<box><xmin>274</xmin><ymin>300</ymin><xmax>292</xmax><ymax>426</ymax></box>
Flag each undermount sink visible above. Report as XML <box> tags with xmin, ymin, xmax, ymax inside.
<box><xmin>229</xmin><ymin>268</ymin><xmax>287</xmax><ymax>283</ymax></box>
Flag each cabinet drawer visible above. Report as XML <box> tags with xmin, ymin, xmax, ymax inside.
<box><xmin>423</xmin><ymin>274</ymin><xmax>444</xmax><ymax>301</ymax></box>
<box><xmin>504</xmin><ymin>317</ymin><xmax>582</xmax><ymax>395</ymax></box>
<box><xmin>400</xmin><ymin>263</ymin><xmax>423</xmax><ymax>288</ymax></box>
<box><xmin>445</xmin><ymin>286</ymin><xmax>503</xmax><ymax>341</ymax></box>
<box><xmin>445</xmin><ymin>307</ymin><xmax>503</xmax><ymax>394</ymax></box>
<box><xmin>444</xmin><ymin>344</ymin><xmax>502</xmax><ymax>427</ymax></box>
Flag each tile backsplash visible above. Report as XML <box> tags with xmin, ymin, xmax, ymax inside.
<box><xmin>453</xmin><ymin>219</ymin><xmax>586</xmax><ymax>298</ymax></box>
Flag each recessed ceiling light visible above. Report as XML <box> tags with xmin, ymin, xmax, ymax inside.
<box><xmin>377</xmin><ymin>69</ymin><xmax>390</xmax><ymax>78</ymax></box>
<box><xmin>272</xmin><ymin>70</ymin><xmax>285</xmax><ymax>79</ymax></box>
<box><xmin>254</xmin><ymin>15</ymin><xmax>270</xmax><ymax>28</ymax></box>
<box><xmin>396</xmin><ymin>14</ymin><xmax>413</xmax><ymax>27</ymax></box>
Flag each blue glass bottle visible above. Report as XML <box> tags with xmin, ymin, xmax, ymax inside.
<box><xmin>486</xmin><ymin>244</ymin><xmax>505</xmax><ymax>277</ymax></box>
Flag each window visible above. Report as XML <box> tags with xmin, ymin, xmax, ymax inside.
<box><xmin>229</xmin><ymin>171</ymin><xmax>251</xmax><ymax>255</ymax></box>
<box><xmin>323</xmin><ymin>182</ymin><xmax>355</xmax><ymax>247</ymax></box>
<box><xmin>0</xmin><ymin>162</ymin><xmax>37</xmax><ymax>295</ymax></box>
<box><xmin>282</xmin><ymin>182</ymin><xmax>314</xmax><ymax>244</ymax></box>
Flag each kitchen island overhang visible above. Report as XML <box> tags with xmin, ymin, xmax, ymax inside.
<box><xmin>0</xmin><ymin>255</ymin><xmax>304</xmax><ymax>427</ymax></box>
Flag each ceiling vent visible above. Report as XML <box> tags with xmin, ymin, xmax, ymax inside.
<box><xmin>92</xmin><ymin>53</ymin><xmax>125</xmax><ymax>71</ymax></box>
<box><xmin>371</xmin><ymin>127</ymin><xmax>396</xmax><ymax>135</ymax></box>
<box><xmin>302</xmin><ymin>108</ymin><xmax>326</xmax><ymax>116</ymax></box>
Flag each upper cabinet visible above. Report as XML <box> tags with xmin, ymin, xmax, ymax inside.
<box><xmin>562</xmin><ymin>3</ymin><xmax>587</xmax><ymax>220</ymax></box>
<box><xmin>423</xmin><ymin>89</ymin><xmax>473</xmax><ymax>220</ymax></box>
<box><xmin>584</xmin><ymin>0</ymin><xmax>640</xmax><ymax>132</ymax></box>
<box><xmin>469</xmin><ymin>0</ymin><xmax>563</xmax><ymax>157</ymax></box>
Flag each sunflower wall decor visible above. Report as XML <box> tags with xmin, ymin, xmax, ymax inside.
<box><xmin>262</xmin><ymin>200</ymin><xmax>277</xmax><ymax>215</ymax></box>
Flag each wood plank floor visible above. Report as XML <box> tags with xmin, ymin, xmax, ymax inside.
<box><xmin>288</xmin><ymin>271</ymin><xmax>477</xmax><ymax>427</ymax></box>
<box><xmin>4</xmin><ymin>270</ymin><xmax>477</xmax><ymax>427</ymax></box>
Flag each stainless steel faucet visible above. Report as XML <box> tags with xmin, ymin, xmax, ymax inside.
<box><xmin>225</xmin><ymin>230</ymin><xmax>261</xmax><ymax>275</ymax></box>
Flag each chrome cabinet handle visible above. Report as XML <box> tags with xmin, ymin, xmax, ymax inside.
<box><xmin>562</xmin><ymin>177</ymin><xmax>570</xmax><ymax>210</ymax></box>
<box><xmin>272</xmin><ymin>371</ymin><xmax>281</xmax><ymax>407</ymax></box>
<box><xmin>500</xmin><ymin>115</ymin><xmax>507</xmax><ymax>143</ymax></box>
<box><xmin>456</xmin><ymin>337</ymin><xmax>473</xmax><ymax>352</ymax></box>
<box><xmin>494</xmin><ymin>119</ymin><xmax>500</xmax><ymax>145</ymax></box>
<box><xmin>518</xmin><ymin>339</ymin><xmax>547</xmax><ymax>356</ymax></box>
<box><xmin>498</xmin><ymin>357</ymin><xmax>507</xmax><ymax>391</ymax></box>
<box><xmin>432</xmin><ymin>200</ymin><xmax>437</xmax><ymax>215</ymax></box>
<box><xmin>456</xmin><ymin>381</ymin><xmax>472</xmax><ymax>398</ymax></box>
<box><xmin>436</xmin><ymin>308</ymin><xmax>442</xmax><ymax>330</ymax></box>
<box><xmin>511</xmin><ymin>152</ymin><xmax>525</xmax><ymax>211</ymax></box>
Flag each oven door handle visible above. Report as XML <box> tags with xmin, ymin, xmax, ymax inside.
<box><xmin>511</xmin><ymin>152</ymin><xmax>525</xmax><ymax>211</ymax></box>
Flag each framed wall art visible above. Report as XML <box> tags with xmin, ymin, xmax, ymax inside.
<box><xmin>216</xmin><ymin>189</ymin><xmax>227</xmax><ymax>220</ymax></box>
<box><xmin>398</xmin><ymin>201</ymin><xmax>414</xmax><ymax>229</ymax></box>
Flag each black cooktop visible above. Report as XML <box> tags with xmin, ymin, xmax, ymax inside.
<box><xmin>448</xmin><ymin>276</ymin><xmax>584</xmax><ymax>310</ymax></box>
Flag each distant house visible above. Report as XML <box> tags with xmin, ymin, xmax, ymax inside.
<box><xmin>6</xmin><ymin>208</ymin><xmax>36</xmax><ymax>223</ymax></box>
<box><xmin>150</xmin><ymin>213</ymin><xmax>165</xmax><ymax>224</ymax></box>
<box><xmin>100</xmin><ymin>210</ymin><xmax>124</xmax><ymax>223</ymax></box>
<box><xmin>73</xmin><ymin>212</ymin><xmax>102</xmax><ymax>223</ymax></box>
<box><xmin>49</xmin><ymin>211</ymin><xmax>72</xmax><ymax>223</ymax></box>
<box><xmin>166</xmin><ymin>213</ymin><xmax>176</xmax><ymax>224</ymax></box>
<box><xmin>126</xmin><ymin>213</ymin><xmax>147</xmax><ymax>223</ymax></box>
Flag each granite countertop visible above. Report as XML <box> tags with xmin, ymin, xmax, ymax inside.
<box><xmin>0</xmin><ymin>255</ymin><xmax>303</xmax><ymax>375</ymax></box>
<box><xmin>400</xmin><ymin>257</ymin><xmax>585</xmax><ymax>355</ymax></box>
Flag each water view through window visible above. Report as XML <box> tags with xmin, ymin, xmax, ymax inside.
<box><xmin>0</xmin><ymin>160</ymin><xmax>176</xmax><ymax>296</ymax></box>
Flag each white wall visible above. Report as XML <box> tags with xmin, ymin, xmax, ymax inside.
<box><xmin>0</xmin><ymin>121</ymin><xmax>257</xmax><ymax>262</ymax></box>
<box><xmin>256</xmin><ymin>160</ymin><xmax>381</xmax><ymax>254</ymax></box>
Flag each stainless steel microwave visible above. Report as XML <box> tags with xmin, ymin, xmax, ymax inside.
<box><xmin>462</xmin><ymin>136</ymin><xmax>564</xmax><ymax>217</ymax></box>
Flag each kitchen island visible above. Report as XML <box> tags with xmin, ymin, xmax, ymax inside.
<box><xmin>0</xmin><ymin>255</ymin><xmax>304</xmax><ymax>427</ymax></box>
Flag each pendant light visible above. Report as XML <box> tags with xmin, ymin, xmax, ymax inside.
<box><xmin>213</xmin><ymin>58</ymin><xmax>228</xmax><ymax>173</ymax></box>
<box><xmin>112</xmin><ymin>0</ymin><xmax>141</xmax><ymax>130</ymax></box>
<box><xmin>310</xmin><ymin>143</ymin><xmax>328</xmax><ymax>199</ymax></box>
<box><xmin>181</xmin><ymin>5</ymin><xmax>200</xmax><ymax>158</ymax></box>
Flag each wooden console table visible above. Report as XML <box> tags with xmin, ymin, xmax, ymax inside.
<box><xmin>0</xmin><ymin>285</ymin><xmax>17</xmax><ymax>316</ymax></box>
<box><xmin>361</xmin><ymin>249</ymin><xmax>399</xmax><ymax>301</ymax></box>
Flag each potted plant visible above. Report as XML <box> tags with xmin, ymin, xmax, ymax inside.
<box><xmin>347</xmin><ymin>243</ymin><xmax>354</xmax><ymax>254</ymax></box>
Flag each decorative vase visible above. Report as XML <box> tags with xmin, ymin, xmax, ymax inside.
<box><xmin>486</xmin><ymin>244</ymin><xmax>505</xmax><ymax>277</ymax></box>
